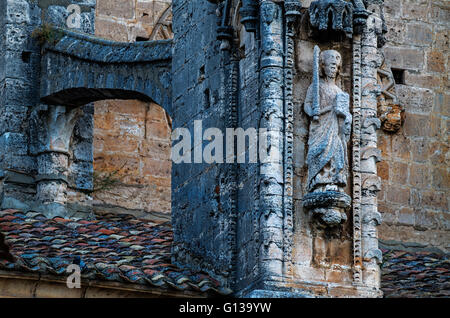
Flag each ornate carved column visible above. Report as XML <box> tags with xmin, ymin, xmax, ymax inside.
<box><xmin>258</xmin><ymin>0</ymin><xmax>285</xmax><ymax>283</ymax></box>
<box><xmin>358</xmin><ymin>2</ymin><xmax>385</xmax><ymax>289</ymax></box>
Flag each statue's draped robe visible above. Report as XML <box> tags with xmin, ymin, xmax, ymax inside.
<box><xmin>304</xmin><ymin>80</ymin><xmax>349</xmax><ymax>192</ymax></box>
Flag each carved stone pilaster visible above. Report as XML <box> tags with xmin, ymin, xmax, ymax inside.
<box><xmin>282</xmin><ymin>0</ymin><xmax>301</xmax><ymax>274</ymax></box>
<box><xmin>258</xmin><ymin>0</ymin><xmax>285</xmax><ymax>281</ymax></box>
<box><xmin>357</xmin><ymin>7</ymin><xmax>384</xmax><ymax>290</ymax></box>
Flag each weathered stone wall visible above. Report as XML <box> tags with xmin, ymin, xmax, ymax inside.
<box><xmin>93</xmin><ymin>100</ymin><xmax>172</xmax><ymax>217</ymax></box>
<box><xmin>377</xmin><ymin>0</ymin><xmax>449</xmax><ymax>252</ymax></box>
<box><xmin>170</xmin><ymin>0</ymin><xmax>238</xmax><ymax>289</ymax></box>
<box><xmin>1</xmin><ymin>1</ymin><xmax>42</xmax><ymax>211</ymax></box>
<box><xmin>93</xmin><ymin>0</ymin><xmax>173</xmax><ymax>219</ymax></box>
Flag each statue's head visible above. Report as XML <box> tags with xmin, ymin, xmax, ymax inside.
<box><xmin>320</xmin><ymin>50</ymin><xmax>342</xmax><ymax>79</ymax></box>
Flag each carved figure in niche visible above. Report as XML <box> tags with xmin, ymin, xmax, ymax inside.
<box><xmin>302</xmin><ymin>47</ymin><xmax>352</xmax><ymax>226</ymax></box>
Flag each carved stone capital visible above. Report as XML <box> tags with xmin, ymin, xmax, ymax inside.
<box><xmin>31</xmin><ymin>104</ymin><xmax>83</xmax><ymax>155</ymax></box>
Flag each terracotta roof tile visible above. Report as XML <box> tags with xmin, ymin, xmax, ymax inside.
<box><xmin>381</xmin><ymin>248</ymin><xmax>450</xmax><ymax>298</ymax></box>
<box><xmin>0</xmin><ymin>209</ymin><xmax>231</xmax><ymax>295</ymax></box>
<box><xmin>2</xmin><ymin>209</ymin><xmax>447</xmax><ymax>297</ymax></box>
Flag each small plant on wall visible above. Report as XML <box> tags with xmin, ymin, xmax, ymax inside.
<box><xmin>92</xmin><ymin>162</ymin><xmax>128</xmax><ymax>193</ymax></box>
<box><xmin>31</xmin><ymin>23</ymin><xmax>64</xmax><ymax>46</ymax></box>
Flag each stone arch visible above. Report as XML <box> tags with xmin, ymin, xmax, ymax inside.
<box><xmin>149</xmin><ymin>4</ymin><xmax>173</xmax><ymax>40</ymax></box>
<box><xmin>40</xmin><ymin>28</ymin><xmax>173</xmax><ymax>117</ymax></box>
<box><xmin>34</xmin><ymin>28</ymin><xmax>173</xmax><ymax>218</ymax></box>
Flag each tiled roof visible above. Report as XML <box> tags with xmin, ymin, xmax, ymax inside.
<box><xmin>381</xmin><ymin>248</ymin><xmax>450</xmax><ymax>298</ymax></box>
<box><xmin>1</xmin><ymin>209</ymin><xmax>448</xmax><ymax>298</ymax></box>
<box><xmin>0</xmin><ymin>209</ymin><xmax>231</xmax><ymax>295</ymax></box>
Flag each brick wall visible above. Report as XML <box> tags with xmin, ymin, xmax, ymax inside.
<box><xmin>93</xmin><ymin>0</ymin><xmax>173</xmax><ymax>219</ymax></box>
<box><xmin>378</xmin><ymin>0</ymin><xmax>449</xmax><ymax>252</ymax></box>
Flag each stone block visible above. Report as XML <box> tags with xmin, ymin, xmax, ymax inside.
<box><xmin>390</xmin><ymin>134</ymin><xmax>411</xmax><ymax>160</ymax></box>
<box><xmin>404</xmin><ymin>71</ymin><xmax>441</xmax><ymax>89</ymax></box>
<box><xmin>94</xmin><ymin>16</ymin><xmax>129</xmax><ymax>42</ymax></box>
<box><xmin>384</xmin><ymin>0</ymin><xmax>402</xmax><ymax>18</ymax></box>
<box><xmin>6</xmin><ymin>0</ymin><xmax>30</xmax><ymax>24</ymax></box>
<box><xmin>421</xmin><ymin>190</ymin><xmax>448</xmax><ymax>211</ymax></box>
<box><xmin>377</xmin><ymin>133</ymin><xmax>391</xmax><ymax>159</ymax></box>
<box><xmin>378</xmin><ymin>202</ymin><xmax>397</xmax><ymax>225</ymax></box>
<box><xmin>0</xmin><ymin>277</ymin><xmax>35</xmax><ymax>297</ymax></box>
<box><xmin>390</xmin><ymin>161</ymin><xmax>408</xmax><ymax>184</ymax></box>
<box><xmin>146</xmin><ymin>120</ymin><xmax>171</xmax><ymax>141</ymax></box>
<box><xmin>406</xmin><ymin>23</ymin><xmax>433</xmax><ymax>46</ymax></box>
<box><xmin>68</xmin><ymin>161</ymin><xmax>93</xmax><ymax>191</ymax></box>
<box><xmin>430</xmin><ymin>2</ymin><xmax>450</xmax><ymax>25</ymax></box>
<box><xmin>409</xmin><ymin>163</ymin><xmax>431</xmax><ymax>189</ymax></box>
<box><xmin>426</xmin><ymin>51</ymin><xmax>445</xmax><ymax>73</ymax></box>
<box><xmin>384</xmin><ymin>46</ymin><xmax>424</xmax><ymax>71</ymax></box>
<box><xmin>410</xmin><ymin>138</ymin><xmax>429</xmax><ymax>163</ymax></box>
<box><xmin>0</xmin><ymin>106</ymin><xmax>29</xmax><ymax>135</ymax></box>
<box><xmin>401</xmin><ymin>0</ymin><xmax>429</xmax><ymax>22</ymax></box>
<box><xmin>1</xmin><ymin>154</ymin><xmax>36</xmax><ymax>176</ymax></box>
<box><xmin>431</xmin><ymin>167</ymin><xmax>449</xmax><ymax>190</ymax></box>
<box><xmin>414</xmin><ymin>210</ymin><xmax>440</xmax><ymax>231</ymax></box>
<box><xmin>429</xmin><ymin>141</ymin><xmax>448</xmax><ymax>165</ymax></box>
<box><xmin>0</xmin><ymin>132</ymin><xmax>28</xmax><ymax>156</ymax></box>
<box><xmin>1</xmin><ymin>78</ymin><xmax>36</xmax><ymax>107</ymax></box>
<box><xmin>403</xmin><ymin>113</ymin><xmax>431</xmax><ymax>137</ymax></box>
<box><xmin>396</xmin><ymin>85</ymin><xmax>434</xmax><ymax>114</ymax></box>
<box><xmin>433</xmin><ymin>27</ymin><xmax>449</xmax><ymax>53</ymax></box>
<box><xmin>3</xmin><ymin>49</ymin><xmax>40</xmax><ymax>83</ymax></box>
<box><xmin>386</xmin><ymin>185</ymin><xmax>410</xmax><ymax>205</ymax></box>
<box><xmin>5</xmin><ymin>24</ymin><xmax>30</xmax><ymax>51</ymax></box>
<box><xmin>398</xmin><ymin>207</ymin><xmax>415</xmax><ymax>226</ymax></box>
<box><xmin>385</xmin><ymin>20</ymin><xmax>406</xmax><ymax>44</ymax></box>
<box><xmin>433</xmin><ymin>93</ymin><xmax>450</xmax><ymax>116</ymax></box>
<box><xmin>73</xmin><ymin>140</ymin><xmax>93</xmax><ymax>162</ymax></box>
<box><xmin>96</xmin><ymin>0</ymin><xmax>136</xmax><ymax>20</ymax></box>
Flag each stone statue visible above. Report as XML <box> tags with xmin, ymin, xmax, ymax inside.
<box><xmin>302</xmin><ymin>47</ymin><xmax>352</xmax><ymax>226</ymax></box>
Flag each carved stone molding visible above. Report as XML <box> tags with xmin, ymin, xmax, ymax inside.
<box><xmin>309</xmin><ymin>0</ymin><xmax>355</xmax><ymax>37</ymax></box>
